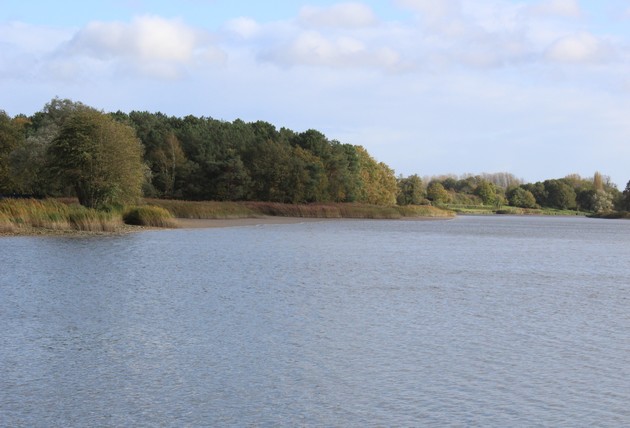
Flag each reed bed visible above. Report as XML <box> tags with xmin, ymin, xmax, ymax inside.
<box><xmin>244</xmin><ymin>202</ymin><xmax>454</xmax><ymax>219</ymax></box>
<box><xmin>69</xmin><ymin>209</ymin><xmax>122</xmax><ymax>232</ymax></box>
<box><xmin>0</xmin><ymin>198</ymin><xmax>122</xmax><ymax>233</ymax></box>
<box><xmin>1</xmin><ymin>198</ymin><xmax>454</xmax><ymax>236</ymax></box>
<box><xmin>145</xmin><ymin>199</ymin><xmax>256</xmax><ymax>219</ymax></box>
<box><xmin>0</xmin><ymin>211</ymin><xmax>16</xmax><ymax>233</ymax></box>
<box><xmin>123</xmin><ymin>206</ymin><xmax>178</xmax><ymax>228</ymax></box>
<box><xmin>147</xmin><ymin>199</ymin><xmax>454</xmax><ymax>220</ymax></box>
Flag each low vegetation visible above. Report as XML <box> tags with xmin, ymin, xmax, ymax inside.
<box><xmin>149</xmin><ymin>199</ymin><xmax>454</xmax><ymax>220</ymax></box>
<box><xmin>145</xmin><ymin>199</ymin><xmax>256</xmax><ymax>219</ymax></box>
<box><xmin>0</xmin><ymin>198</ymin><xmax>454</xmax><ymax>236</ymax></box>
<box><xmin>0</xmin><ymin>198</ymin><xmax>122</xmax><ymax>233</ymax></box>
<box><xmin>122</xmin><ymin>206</ymin><xmax>177</xmax><ymax>228</ymax></box>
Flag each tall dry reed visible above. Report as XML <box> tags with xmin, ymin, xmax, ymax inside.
<box><xmin>0</xmin><ymin>198</ymin><xmax>123</xmax><ymax>232</ymax></box>
<box><xmin>123</xmin><ymin>206</ymin><xmax>178</xmax><ymax>228</ymax></box>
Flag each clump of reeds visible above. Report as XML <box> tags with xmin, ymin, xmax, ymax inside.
<box><xmin>0</xmin><ymin>211</ymin><xmax>16</xmax><ymax>233</ymax></box>
<box><xmin>0</xmin><ymin>198</ymin><xmax>71</xmax><ymax>230</ymax></box>
<box><xmin>145</xmin><ymin>198</ymin><xmax>456</xmax><ymax>220</ymax></box>
<box><xmin>394</xmin><ymin>205</ymin><xmax>455</xmax><ymax>218</ymax></box>
<box><xmin>145</xmin><ymin>198</ymin><xmax>256</xmax><ymax>219</ymax></box>
<box><xmin>243</xmin><ymin>201</ymin><xmax>455</xmax><ymax>219</ymax></box>
<box><xmin>241</xmin><ymin>202</ymin><xmax>341</xmax><ymax>218</ymax></box>
<box><xmin>123</xmin><ymin>205</ymin><xmax>178</xmax><ymax>228</ymax></box>
<box><xmin>68</xmin><ymin>209</ymin><xmax>122</xmax><ymax>232</ymax></box>
<box><xmin>0</xmin><ymin>198</ymin><xmax>124</xmax><ymax>233</ymax></box>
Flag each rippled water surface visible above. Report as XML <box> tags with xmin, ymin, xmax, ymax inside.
<box><xmin>2</xmin><ymin>216</ymin><xmax>630</xmax><ymax>426</ymax></box>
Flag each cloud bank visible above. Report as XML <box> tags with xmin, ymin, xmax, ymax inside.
<box><xmin>2</xmin><ymin>0</ymin><xmax>630</xmax><ymax>186</ymax></box>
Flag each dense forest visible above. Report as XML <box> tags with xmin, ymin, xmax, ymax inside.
<box><xmin>1</xmin><ymin>97</ymin><xmax>630</xmax><ymax>214</ymax></box>
<box><xmin>0</xmin><ymin>98</ymin><xmax>397</xmax><ymax>206</ymax></box>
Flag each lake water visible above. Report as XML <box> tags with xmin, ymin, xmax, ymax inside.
<box><xmin>2</xmin><ymin>215</ymin><xmax>630</xmax><ymax>427</ymax></box>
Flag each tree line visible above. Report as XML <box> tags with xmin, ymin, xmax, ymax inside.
<box><xmin>2</xmin><ymin>97</ymin><xmax>629</xmax><ymax>213</ymax></box>
<box><xmin>1</xmin><ymin>98</ymin><xmax>397</xmax><ymax>208</ymax></box>
<box><xmin>416</xmin><ymin>172</ymin><xmax>630</xmax><ymax>213</ymax></box>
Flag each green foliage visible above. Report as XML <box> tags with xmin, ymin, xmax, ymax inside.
<box><xmin>123</xmin><ymin>206</ymin><xmax>177</xmax><ymax>228</ymax></box>
<box><xmin>6</xmin><ymin>99</ymin><xmax>627</xmax><ymax>218</ymax></box>
<box><xmin>397</xmin><ymin>174</ymin><xmax>424</xmax><ymax>205</ymax></box>
<box><xmin>48</xmin><ymin>109</ymin><xmax>146</xmax><ymax>208</ymax></box>
<box><xmin>522</xmin><ymin>182</ymin><xmax>547</xmax><ymax>206</ymax></box>
<box><xmin>474</xmin><ymin>180</ymin><xmax>498</xmax><ymax>206</ymax></box>
<box><xmin>4</xmin><ymin>99</ymin><xmax>400</xmax><ymax>206</ymax></box>
<box><xmin>427</xmin><ymin>181</ymin><xmax>450</xmax><ymax>204</ymax></box>
<box><xmin>0</xmin><ymin>111</ymin><xmax>25</xmax><ymax>193</ymax></box>
<box><xmin>543</xmin><ymin>179</ymin><xmax>576</xmax><ymax>210</ymax></box>
<box><xmin>507</xmin><ymin>187</ymin><xmax>537</xmax><ymax>208</ymax></box>
<box><xmin>355</xmin><ymin>147</ymin><xmax>398</xmax><ymax>205</ymax></box>
<box><xmin>621</xmin><ymin>181</ymin><xmax>630</xmax><ymax>211</ymax></box>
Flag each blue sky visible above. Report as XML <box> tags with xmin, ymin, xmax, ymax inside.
<box><xmin>2</xmin><ymin>0</ymin><xmax>630</xmax><ymax>187</ymax></box>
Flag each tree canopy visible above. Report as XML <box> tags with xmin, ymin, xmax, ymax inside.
<box><xmin>48</xmin><ymin>109</ymin><xmax>145</xmax><ymax>208</ymax></box>
<box><xmin>1</xmin><ymin>98</ymin><xmax>628</xmax><ymax>214</ymax></box>
<box><xmin>1</xmin><ymin>98</ymin><xmax>400</xmax><ymax>206</ymax></box>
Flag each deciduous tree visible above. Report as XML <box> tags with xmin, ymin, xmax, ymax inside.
<box><xmin>397</xmin><ymin>174</ymin><xmax>424</xmax><ymax>205</ymax></box>
<box><xmin>48</xmin><ymin>109</ymin><xmax>146</xmax><ymax>208</ymax></box>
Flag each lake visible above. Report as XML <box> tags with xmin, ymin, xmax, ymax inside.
<box><xmin>1</xmin><ymin>215</ymin><xmax>630</xmax><ymax>426</ymax></box>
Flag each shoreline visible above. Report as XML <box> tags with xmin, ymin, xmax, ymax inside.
<box><xmin>175</xmin><ymin>216</ymin><xmax>331</xmax><ymax>229</ymax></box>
<box><xmin>1</xmin><ymin>215</ymin><xmax>451</xmax><ymax>237</ymax></box>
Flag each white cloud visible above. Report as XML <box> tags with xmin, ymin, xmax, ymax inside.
<box><xmin>71</xmin><ymin>16</ymin><xmax>200</xmax><ymax>62</ymax></box>
<box><xmin>299</xmin><ymin>3</ymin><xmax>377</xmax><ymax>28</ymax></box>
<box><xmin>546</xmin><ymin>32</ymin><xmax>610</xmax><ymax>63</ymax></box>
<box><xmin>263</xmin><ymin>30</ymin><xmax>402</xmax><ymax>70</ymax></box>
<box><xmin>64</xmin><ymin>15</ymin><xmax>226</xmax><ymax>78</ymax></box>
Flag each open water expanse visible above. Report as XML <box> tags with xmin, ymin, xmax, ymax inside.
<box><xmin>1</xmin><ymin>215</ymin><xmax>630</xmax><ymax>427</ymax></box>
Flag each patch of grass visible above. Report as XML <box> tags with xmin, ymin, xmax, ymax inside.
<box><xmin>123</xmin><ymin>205</ymin><xmax>177</xmax><ymax>228</ymax></box>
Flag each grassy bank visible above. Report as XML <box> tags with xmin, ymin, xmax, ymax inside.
<box><xmin>1</xmin><ymin>198</ymin><xmax>453</xmax><ymax>236</ymax></box>
<box><xmin>147</xmin><ymin>199</ymin><xmax>454</xmax><ymax>220</ymax></box>
<box><xmin>0</xmin><ymin>198</ymin><xmax>122</xmax><ymax>233</ymax></box>
<box><xmin>0</xmin><ymin>198</ymin><xmax>176</xmax><ymax>235</ymax></box>
<box><xmin>442</xmin><ymin>204</ymin><xmax>587</xmax><ymax>216</ymax></box>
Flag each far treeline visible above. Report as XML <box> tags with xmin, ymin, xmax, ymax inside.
<box><xmin>1</xmin><ymin>98</ymin><xmax>630</xmax><ymax>215</ymax></box>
